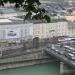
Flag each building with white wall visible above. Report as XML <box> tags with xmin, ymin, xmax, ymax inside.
<box><xmin>0</xmin><ymin>17</ymin><xmax>74</xmax><ymax>41</ymax></box>
<box><xmin>0</xmin><ymin>23</ymin><xmax>33</xmax><ymax>41</ymax></box>
<box><xmin>33</xmin><ymin>22</ymin><xmax>69</xmax><ymax>38</ymax></box>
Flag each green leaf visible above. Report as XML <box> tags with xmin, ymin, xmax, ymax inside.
<box><xmin>1</xmin><ymin>0</ymin><xmax>51</xmax><ymax>23</ymax></box>
<box><xmin>24</xmin><ymin>11</ymin><xmax>32</xmax><ymax>20</ymax></box>
<box><xmin>43</xmin><ymin>15</ymin><xmax>51</xmax><ymax>23</ymax></box>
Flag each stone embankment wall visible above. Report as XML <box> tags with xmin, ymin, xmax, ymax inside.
<box><xmin>0</xmin><ymin>48</ymin><xmax>57</xmax><ymax>70</ymax></box>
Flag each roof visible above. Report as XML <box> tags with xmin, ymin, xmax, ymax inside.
<box><xmin>65</xmin><ymin>15</ymin><xmax>75</xmax><ymax>22</ymax></box>
<box><xmin>0</xmin><ymin>17</ymin><xmax>24</xmax><ymax>25</ymax></box>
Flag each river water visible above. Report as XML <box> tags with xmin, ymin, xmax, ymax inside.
<box><xmin>0</xmin><ymin>62</ymin><xmax>60</xmax><ymax>75</ymax></box>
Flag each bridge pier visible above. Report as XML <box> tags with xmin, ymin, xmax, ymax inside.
<box><xmin>60</xmin><ymin>62</ymin><xmax>75</xmax><ymax>75</ymax></box>
<box><xmin>60</xmin><ymin>62</ymin><xmax>64</xmax><ymax>75</ymax></box>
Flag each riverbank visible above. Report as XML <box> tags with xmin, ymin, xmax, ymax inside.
<box><xmin>0</xmin><ymin>48</ymin><xmax>57</xmax><ymax>70</ymax></box>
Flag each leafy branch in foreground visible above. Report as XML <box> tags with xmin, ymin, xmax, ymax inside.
<box><xmin>0</xmin><ymin>0</ymin><xmax>51</xmax><ymax>22</ymax></box>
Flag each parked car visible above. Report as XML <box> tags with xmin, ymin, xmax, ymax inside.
<box><xmin>46</xmin><ymin>44</ymin><xmax>52</xmax><ymax>48</ymax></box>
<box><xmin>64</xmin><ymin>51</ymin><xmax>75</xmax><ymax>60</ymax></box>
<box><xmin>58</xmin><ymin>36</ymin><xmax>75</xmax><ymax>45</ymax></box>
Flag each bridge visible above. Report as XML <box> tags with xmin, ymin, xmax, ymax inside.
<box><xmin>44</xmin><ymin>44</ymin><xmax>75</xmax><ymax>74</ymax></box>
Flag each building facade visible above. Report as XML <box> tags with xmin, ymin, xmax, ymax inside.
<box><xmin>33</xmin><ymin>22</ymin><xmax>69</xmax><ymax>38</ymax></box>
<box><xmin>0</xmin><ymin>21</ymin><xmax>74</xmax><ymax>41</ymax></box>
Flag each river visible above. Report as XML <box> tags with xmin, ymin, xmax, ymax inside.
<box><xmin>0</xmin><ymin>62</ymin><xmax>60</xmax><ymax>75</ymax></box>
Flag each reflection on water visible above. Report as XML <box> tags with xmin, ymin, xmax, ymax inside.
<box><xmin>0</xmin><ymin>62</ymin><xmax>60</xmax><ymax>75</ymax></box>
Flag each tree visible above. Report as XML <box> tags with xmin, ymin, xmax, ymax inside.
<box><xmin>0</xmin><ymin>0</ymin><xmax>51</xmax><ymax>22</ymax></box>
<box><xmin>68</xmin><ymin>9</ymin><xmax>73</xmax><ymax>14</ymax></box>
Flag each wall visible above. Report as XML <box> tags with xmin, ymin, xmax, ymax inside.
<box><xmin>56</xmin><ymin>22</ymin><xmax>69</xmax><ymax>36</ymax></box>
<box><xmin>0</xmin><ymin>22</ymin><xmax>73</xmax><ymax>41</ymax></box>
<box><xmin>33</xmin><ymin>23</ymin><xmax>47</xmax><ymax>38</ymax></box>
<box><xmin>0</xmin><ymin>23</ymin><xmax>33</xmax><ymax>41</ymax></box>
<box><xmin>34</xmin><ymin>22</ymin><xmax>69</xmax><ymax>38</ymax></box>
<box><xmin>68</xmin><ymin>22</ymin><xmax>75</xmax><ymax>37</ymax></box>
<box><xmin>0</xmin><ymin>48</ymin><xmax>56</xmax><ymax>70</ymax></box>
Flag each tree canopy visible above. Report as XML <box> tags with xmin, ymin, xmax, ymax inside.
<box><xmin>0</xmin><ymin>0</ymin><xmax>51</xmax><ymax>22</ymax></box>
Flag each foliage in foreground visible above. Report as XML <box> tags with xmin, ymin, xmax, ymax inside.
<box><xmin>0</xmin><ymin>0</ymin><xmax>51</xmax><ymax>22</ymax></box>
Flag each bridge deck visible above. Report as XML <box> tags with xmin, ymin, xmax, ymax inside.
<box><xmin>45</xmin><ymin>46</ymin><xmax>75</xmax><ymax>68</ymax></box>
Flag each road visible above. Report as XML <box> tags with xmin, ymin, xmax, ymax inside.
<box><xmin>45</xmin><ymin>44</ymin><xmax>75</xmax><ymax>68</ymax></box>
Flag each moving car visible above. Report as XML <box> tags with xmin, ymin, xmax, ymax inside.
<box><xmin>64</xmin><ymin>51</ymin><xmax>75</xmax><ymax>60</ymax></box>
<box><xmin>58</xmin><ymin>36</ymin><xmax>75</xmax><ymax>45</ymax></box>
